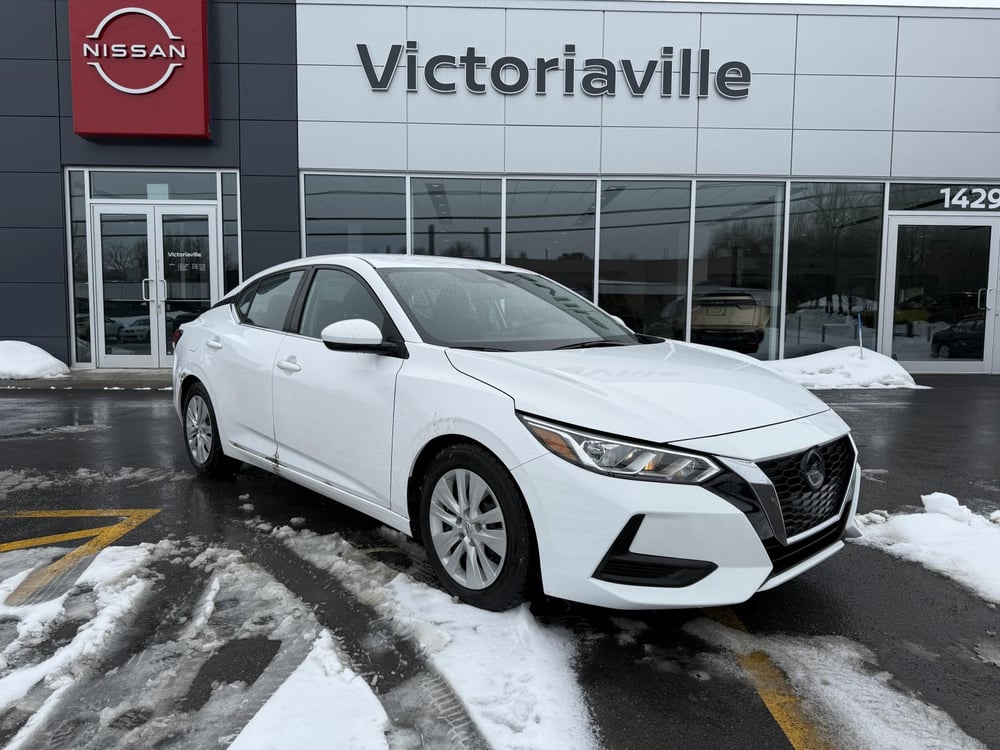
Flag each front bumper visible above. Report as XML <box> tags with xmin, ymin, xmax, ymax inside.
<box><xmin>512</xmin><ymin>417</ymin><xmax>860</xmax><ymax>610</ymax></box>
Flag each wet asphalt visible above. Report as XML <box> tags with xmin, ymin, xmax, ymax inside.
<box><xmin>0</xmin><ymin>375</ymin><xmax>998</xmax><ymax>749</ymax></box>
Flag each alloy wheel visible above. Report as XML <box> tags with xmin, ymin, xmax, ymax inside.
<box><xmin>185</xmin><ymin>394</ymin><xmax>213</xmax><ymax>466</ymax></box>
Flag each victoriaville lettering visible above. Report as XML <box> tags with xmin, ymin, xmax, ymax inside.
<box><xmin>357</xmin><ymin>43</ymin><xmax>751</xmax><ymax>98</ymax></box>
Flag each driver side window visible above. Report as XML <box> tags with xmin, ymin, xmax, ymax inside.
<box><xmin>298</xmin><ymin>268</ymin><xmax>386</xmax><ymax>339</ymax></box>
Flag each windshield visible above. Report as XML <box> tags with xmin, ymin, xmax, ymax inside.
<box><xmin>378</xmin><ymin>268</ymin><xmax>641</xmax><ymax>351</ymax></box>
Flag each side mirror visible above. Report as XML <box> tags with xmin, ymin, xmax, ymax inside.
<box><xmin>320</xmin><ymin>319</ymin><xmax>407</xmax><ymax>358</ymax></box>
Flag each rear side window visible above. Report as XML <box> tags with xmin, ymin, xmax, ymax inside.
<box><xmin>298</xmin><ymin>268</ymin><xmax>386</xmax><ymax>339</ymax></box>
<box><xmin>241</xmin><ymin>270</ymin><xmax>304</xmax><ymax>331</ymax></box>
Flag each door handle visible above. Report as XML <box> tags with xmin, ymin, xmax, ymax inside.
<box><xmin>987</xmin><ymin>288</ymin><xmax>997</xmax><ymax>311</ymax></box>
<box><xmin>276</xmin><ymin>359</ymin><xmax>301</xmax><ymax>372</ymax></box>
<box><xmin>141</xmin><ymin>278</ymin><xmax>151</xmax><ymax>302</ymax></box>
<box><xmin>159</xmin><ymin>279</ymin><xmax>168</xmax><ymax>301</ymax></box>
<box><xmin>978</xmin><ymin>287</ymin><xmax>988</xmax><ymax>310</ymax></box>
<box><xmin>206</xmin><ymin>339</ymin><xmax>223</xmax><ymax>350</ymax></box>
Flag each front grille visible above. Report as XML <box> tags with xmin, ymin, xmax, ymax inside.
<box><xmin>758</xmin><ymin>436</ymin><xmax>855</xmax><ymax>538</ymax></box>
<box><xmin>764</xmin><ymin>508</ymin><xmax>850</xmax><ymax>577</ymax></box>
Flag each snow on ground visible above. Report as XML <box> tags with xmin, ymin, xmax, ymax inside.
<box><xmin>686</xmin><ymin>619</ymin><xmax>986</xmax><ymax>750</ymax></box>
<box><xmin>852</xmin><ymin>493</ymin><xmax>1000</xmax><ymax>605</ymax></box>
<box><xmin>229</xmin><ymin>631</ymin><xmax>390</xmax><ymax>750</ymax></box>
<box><xmin>274</xmin><ymin>526</ymin><xmax>598</xmax><ymax>750</ymax></box>
<box><xmin>765</xmin><ymin>346</ymin><xmax>924</xmax><ymax>389</ymax></box>
<box><xmin>0</xmin><ymin>341</ymin><xmax>69</xmax><ymax>380</ymax></box>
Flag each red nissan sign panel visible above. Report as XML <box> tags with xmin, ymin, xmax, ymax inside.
<box><xmin>69</xmin><ymin>0</ymin><xmax>210</xmax><ymax>138</ymax></box>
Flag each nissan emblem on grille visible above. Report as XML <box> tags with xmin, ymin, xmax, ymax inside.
<box><xmin>800</xmin><ymin>449</ymin><xmax>826</xmax><ymax>491</ymax></box>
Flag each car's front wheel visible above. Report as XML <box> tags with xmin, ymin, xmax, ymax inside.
<box><xmin>183</xmin><ymin>383</ymin><xmax>238</xmax><ymax>479</ymax></box>
<box><xmin>418</xmin><ymin>443</ymin><xmax>535</xmax><ymax>611</ymax></box>
<box><xmin>938</xmin><ymin>344</ymin><xmax>951</xmax><ymax>359</ymax></box>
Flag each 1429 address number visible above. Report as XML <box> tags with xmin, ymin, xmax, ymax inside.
<box><xmin>940</xmin><ymin>187</ymin><xmax>1000</xmax><ymax>210</ymax></box>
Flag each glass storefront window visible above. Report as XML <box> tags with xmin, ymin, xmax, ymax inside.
<box><xmin>889</xmin><ymin>183</ymin><xmax>1000</xmax><ymax>212</ymax></box>
<box><xmin>69</xmin><ymin>171</ymin><xmax>90</xmax><ymax>363</ymax></box>
<box><xmin>304</xmin><ymin>175</ymin><xmax>406</xmax><ymax>255</ymax></box>
<box><xmin>692</xmin><ymin>182</ymin><xmax>785</xmax><ymax>360</ymax></box>
<box><xmin>412</xmin><ymin>178</ymin><xmax>501</xmax><ymax>261</ymax></box>
<box><xmin>785</xmin><ymin>183</ymin><xmax>884</xmax><ymax>356</ymax></box>
<box><xmin>222</xmin><ymin>173</ymin><xmax>240</xmax><ymax>293</ymax></box>
<box><xmin>506</xmin><ymin>179</ymin><xmax>597</xmax><ymax>299</ymax></box>
<box><xmin>90</xmin><ymin>171</ymin><xmax>217</xmax><ymax>201</ymax></box>
<box><xmin>597</xmin><ymin>181</ymin><xmax>691</xmax><ymax>337</ymax></box>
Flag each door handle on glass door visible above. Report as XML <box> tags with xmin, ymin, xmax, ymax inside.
<box><xmin>206</xmin><ymin>339</ymin><xmax>223</xmax><ymax>350</ymax></box>
<box><xmin>141</xmin><ymin>279</ymin><xmax>151</xmax><ymax>302</ymax></box>
<box><xmin>987</xmin><ymin>288</ymin><xmax>997</xmax><ymax>310</ymax></box>
<box><xmin>276</xmin><ymin>359</ymin><xmax>301</xmax><ymax>373</ymax></box>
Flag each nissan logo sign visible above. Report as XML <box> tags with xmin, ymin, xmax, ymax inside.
<box><xmin>82</xmin><ymin>7</ymin><xmax>186</xmax><ymax>95</ymax></box>
<box><xmin>800</xmin><ymin>449</ymin><xmax>826</xmax><ymax>491</ymax></box>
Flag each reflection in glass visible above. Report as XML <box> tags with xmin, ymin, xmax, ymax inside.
<box><xmin>506</xmin><ymin>179</ymin><xmax>597</xmax><ymax>299</ymax></box>
<box><xmin>100</xmin><ymin>214</ymin><xmax>151</xmax><ymax>356</ymax></box>
<box><xmin>412</xmin><ymin>178</ymin><xmax>500</xmax><ymax>261</ymax></box>
<box><xmin>161</xmin><ymin>215</ymin><xmax>212</xmax><ymax>356</ymax></box>
<box><xmin>597</xmin><ymin>181</ymin><xmax>691</xmax><ymax>336</ymax></box>
<box><xmin>889</xmin><ymin>183</ymin><xmax>1000</xmax><ymax>212</ymax></box>
<box><xmin>91</xmin><ymin>171</ymin><xmax>217</xmax><ymax>201</ymax></box>
<box><xmin>692</xmin><ymin>182</ymin><xmax>784</xmax><ymax>359</ymax></box>
<box><xmin>892</xmin><ymin>225</ymin><xmax>990</xmax><ymax>362</ymax></box>
<box><xmin>785</xmin><ymin>183</ymin><xmax>883</xmax><ymax>356</ymax></box>
<box><xmin>222</xmin><ymin>172</ymin><xmax>240</xmax><ymax>293</ymax></box>
<box><xmin>305</xmin><ymin>175</ymin><xmax>406</xmax><ymax>255</ymax></box>
<box><xmin>70</xmin><ymin>172</ymin><xmax>91</xmax><ymax>363</ymax></box>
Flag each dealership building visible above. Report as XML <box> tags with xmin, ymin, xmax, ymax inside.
<box><xmin>2</xmin><ymin>0</ymin><xmax>1000</xmax><ymax>372</ymax></box>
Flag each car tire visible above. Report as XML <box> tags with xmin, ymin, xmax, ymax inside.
<box><xmin>418</xmin><ymin>443</ymin><xmax>535</xmax><ymax>611</ymax></box>
<box><xmin>183</xmin><ymin>383</ymin><xmax>238</xmax><ymax>479</ymax></box>
<box><xmin>938</xmin><ymin>344</ymin><xmax>951</xmax><ymax>360</ymax></box>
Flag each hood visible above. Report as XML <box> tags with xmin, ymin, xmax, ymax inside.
<box><xmin>446</xmin><ymin>341</ymin><xmax>829</xmax><ymax>444</ymax></box>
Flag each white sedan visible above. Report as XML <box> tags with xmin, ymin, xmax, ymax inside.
<box><xmin>173</xmin><ymin>255</ymin><xmax>861</xmax><ymax>611</ymax></box>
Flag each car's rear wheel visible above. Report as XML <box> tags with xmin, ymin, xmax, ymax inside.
<box><xmin>418</xmin><ymin>443</ymin><xmax>535</xmax><ymax>611</ymax></box>
<box><xmin>183</xmin><ymin>383</ymin><xmax>238</xmax><ymax>479</ymax></box>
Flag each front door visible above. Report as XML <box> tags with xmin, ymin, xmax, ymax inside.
<box><xmin>93</xmin><ymin>205</ymin><xmax>217</xmax><ymax>367</ymax></box>
<box><xmin>883</xmin><ymin>216</ymin><xmax>1000</xmax><ymax>373</ymax></box>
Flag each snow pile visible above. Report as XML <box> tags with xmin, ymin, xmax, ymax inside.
<box><xmin>0</xmin><ymin>341</ymin><xmax>69</xmax><ymax>380</ymax></box>
<box><xmin>853</xmin><ymin>493</ymin><xmax>1000</xmax><ymax>604</ymax></box>
<box><xmin>229</xmin><ymin>632</ymin><xmax>389</xmax><ymax>750</ymax></box>
<box><xmin>278</xmin><ymin>528</ymin><xmax>598</xmax><ymax>750</ymax></box>
<box><xmin>765</xmin><ymin>347</ymin><xmax>922</xmax><ymax>389</ymax></box>
<box><xmin>687</xmin><ymin>619</ymin><xmax>986</xmax><ymax>750</ymax></box>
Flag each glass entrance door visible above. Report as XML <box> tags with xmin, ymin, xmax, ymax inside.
<box><xmin>93</xmin><ymin>205</ymin><xmax>217</xmax><ymax>368</ymax></box>
<box><xmin>883</xmin><ymin>217</ymin><xmax>999</xmax><ymax>373</ymax></box>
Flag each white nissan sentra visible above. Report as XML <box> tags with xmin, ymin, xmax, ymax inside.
<box><xmin>173</xmin><ymin>255</ymin><xmax>861</xmax><ymax>611</ymax></box>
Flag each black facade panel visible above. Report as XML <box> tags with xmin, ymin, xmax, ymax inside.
<box><xmin>0</xmin><ymin>228</ymin><xmax>67</xmax><ymax>284</ymax></box>
<box><xmin>57</xmin><ymin>60</ymin><xmax>71</xmax><ymax>114</ymax></box>
<box><xmin>213</xmin><ymin>64</ymin><xmax>242</xmax><ymax>121</ymax></box>
<box><xmin>0</xmin><ymin>173</ymin><xmax>64</xmax><ymax>229</ymax></box>
<box><xmin>241</xmin><ymin>175</ymin><xmax>300</xmax><ymax>230</ymax></box>
<box><xmin>239</xmin><ymin>65</ymin><xmax>298</xmax><ymax>121</ymax></box>
<box><xmin>238</xmin><ymin>4</ymin><xmax>298</xmax><ymax>65</ymax></box>
<box><xmin>209</xmin><ymin>2</ymin><xmax>241</xmax><ymax>64</ymax></box>
<box><xmin>59</xmin><ymin>118</ymin><xmax>241</xmax><ymax>168</ymax></box>
<box><xmin>0</xmin><ymin>60</ymin><xmax>60</xmax><ymax>117</ymax></box>
<box><xmin>1</xmin><ymin>0</ymin><xmax>57</xmax><ymax>61</ymax></box>
<box><xmin>0</xmin><ymin>282</ymin><xmax>68</xmax><ymax>339</ymax></box>
<box><xmin>240</xmin><ymin>122</ymin><xmax>298</xmax><ymax>176</ymax></box>
<box><xmin>242</xmin><ymin>230</ymin><xmax>300</xmax><ymax>277</ymax></box>
<box><xmin>0</xmin><ymin>117</ymin><xmax>62</xmax><ymax>173</ymax></box>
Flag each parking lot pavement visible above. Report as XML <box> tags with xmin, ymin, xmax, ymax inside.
<box><xmin>0</xmin><ymin>382</ymin><xmax>998</xmax><ymax>749</ymax></box>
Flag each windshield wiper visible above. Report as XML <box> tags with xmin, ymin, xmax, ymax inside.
<box><xmin>450</xmin><ymin>346</ymin><xmax>512</xmax><ymax>352</ymax></box>
<box><xmin>554</xmin><ymin>340</ymin><xmax>630</xmax><ymax>350</ymax></box>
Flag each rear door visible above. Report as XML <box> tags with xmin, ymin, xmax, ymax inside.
<box><xmin>272</xmin><ymin>266</ymin><xmax>404</xmax><ymax>506</ymax></box>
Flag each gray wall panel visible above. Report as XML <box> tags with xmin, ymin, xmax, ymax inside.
<box><xmin>793</xmin><ymin>75</ymin><xmax>895</xmax><ymax>131</ymax></box>
<box><xmin>602</xmin><ymin>88</ymin><xmax>699</xmax><ymax>129</ymax></box>
<box><xmin>0</xmin><ymin>283</ymin><xmax>68</xmax><ymax>339</ymax></box>
<box><xmin>603</xmin><ymin>11</ymin><xmax>700</xmax><ymax>65</ymax></box>
<box><xmin>893</xmin><ymin>131</ymin><xmax>1000</xmax><ymax>179</ymax></box>
<box><xmin>407</xmin><ymin>75</ymin><xmax>502</xmax><ymax>125</ymax></box>
<box><xmin>505</xmin><ymin>87</ymin><xmax>602</xmax><ymax>127</ymax></box>
<box><xmin>0</xmin><ymin>228</ymin><xmax>66</xmax><ymax>283</ymax></box>
<box><xmin>697</xmin><ymin>128</ymin><xmax>791</xmax><ymax>175</ymax></box>
<box><xmin>792</xmin><ymin>130</ymin><xmax>892</xmax><ymax>176</ymax></box>
<box><xmin>212</xmin><ymin>64</ymin><xmax>241</xmax><ymax>121</ymax></box>
<box><xmin>0</xmin><ymin>118</ymin><xmax>62</xmax><ymax>173</ymax></box>
<box><xmin>299</xmin><ymin>66</ymin><xmax>407</xmax><ymax>123</ymax></box>
<box><xmin>0</xmin><ymin>173</ymin><xmax>64</xmax><ymax>228</ymax></box>
<box><xmin>506</xmin><ymin>9</ymin><xmax>603</xmax><ymax>61</ymax></box>
<box><xmin>0</xmin><ymin>61</ymin><xmax>59</xmax><ymax>117</ymax></box>
<box><xmin>55</xmin><ymin>0</ymin><xmax>68</xmax><ymax>61</ymax></box>
<box><xmin>241</xmin><ymin>230</ymin><xmax>301</xmax><ymax>277</ymax></box>
<box><xmin>700</xmin><ymin>14</ymin><xmax>797</xmax><ymax>75</ymax></box>
<box><xmin>407</xmin><ymin>124</ymin><xmax>504</xmax><ymax>172</ymax></box>
<box><xmin>601</xmin><ymin>127</ymin><xmax>697</xmax><ymax>174</ymax></box>
<box><xmin>240</xmin><ymin>175</ymin><xmax>300</xmax><ymax>231</ymax></box>
<box><xmin>1</xmin><ymin>0</ymin><xmax>57</xmax><ymax>61</ymax></box>
<box><xmin>59</xmin><ymin>118</ymin><xmax>240</xmax><ymax>168</ymax></box>
<box><xmin>210</xmin><ymin>2</ymin><xmax>241</xmax><ymax>65</ymax></box>
<box><xmin>239</xmin><ymin>3</ymin><xmax>298</xmax><ymax>65</ymax></box>
<box><xmin>894</xmin><ymin>77</ymin><xmax>1000</xmax><ymax>133</ymax></box>
<box><xmin>407</xmin><ymin>7</ymin><xmax>505</xmax><ymax>59</ymax></box>
<box><xmin>698</xmin><ymin>74</ymin><xmax>793</xmax><ymax>129</ymax></box>
<box><xmin>240</xmin><ymin>121</ymin><xmax>298</xmax><ymax>175</ymax></box>
<box><xmin>897</xmin><ymin>18</ymin><xmax>1000</xmax><ymax>77</ymax></box>
<box><xmin>504</xmin><ymin>126</ymin><xmax>601</xmax><ymax>173</ymax></box>
<box><xmin>240</xmin><ymin>65</ymin><xmax>298</xmax><ymax>121</ymax></box>
<box><xmin>299</xmin><ymin>121</ymin><xmax>407</xmax><ymax>170</ymax></box>
<box><xmin>796</xmin><ymin>16</ymin><xmax>897</xmax><ymax>75</ymax></box>
<box><xmin>297</xmin><ymin>5</ymin><xmax>406</xmax><ymax>67</ymax></box>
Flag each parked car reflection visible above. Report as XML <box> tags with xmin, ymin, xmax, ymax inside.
<box><xmin>651</xmin><ymin>287</ymin><xmax>771</xmax><ymax>354</ymax></box>
<box><xmin>931</xmin><ymin>313</ymin><xmax>986</xmax><ymax>360</ymax></box>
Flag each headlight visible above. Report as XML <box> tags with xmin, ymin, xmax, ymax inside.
<box><xmin>519</xmin><ymin>415</ymin><xmax>721</xmax><ymax>484</ymax></box>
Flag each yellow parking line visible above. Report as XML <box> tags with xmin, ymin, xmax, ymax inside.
<box><xmin>706</xmin><ymin>607</ymin><xmax>833</xmax><ymax>750</ymax></box>
<box><xmin>0</xmin><ymin>509</ymin><xmax>160</xmax><ymax>606</ymax></box>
